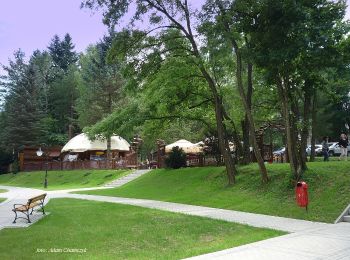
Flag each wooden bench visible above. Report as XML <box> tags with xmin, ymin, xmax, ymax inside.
<box><xmin>12</xmin><ymin>193</ymin><xmax>47</xmax><ymax>223</ymax></box>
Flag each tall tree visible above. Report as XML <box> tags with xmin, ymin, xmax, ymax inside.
<box><xmin>0</xmin><ymin>50</ymin><xmax>44</xmax><ymax>151</ymax></box>
<box><xmin>199</xmin><ymin>0</ymin><xmax>269</xmax><ymax>182</ymax></box>
<box><xmin>244</xmin><ymin>0</ymin><xmax>348</xmax><ymax>179</ymax></box>
<box><xmin>82</xmin><ymin>0</ymin><xmax>238</xmax><ymax>184</ymax></box>
<box><xmin>48</xmin><ymin>34</ymin><xmax>78</xmax><ymax>72</ymax></box>
<box><xmin>47</xmin><ymin>34</ymin><xmax>80</xmax><ymax>141</ymax></box>
<box><xmin>77</xmin><ymin>34</ymin><xmax>124</xmax><ymax>159</ymax></box>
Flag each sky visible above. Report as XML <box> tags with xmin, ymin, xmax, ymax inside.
<box><xmin>0</xmin><ymin>0</ymin><xmax>350</xmax><ymax>74</ymax></box>
<box><xmin>0</xmin><ymin>0</ymin><xmax>108</xmax><ymax>71</ymax></box>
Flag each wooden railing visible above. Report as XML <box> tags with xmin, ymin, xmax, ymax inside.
<box><xmin>21</xmin><ymin>154</ymin><xmax>137</xmax><ymax>172</ymax></box>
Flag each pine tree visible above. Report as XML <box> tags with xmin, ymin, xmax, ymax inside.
<box><xmin>0</xmin><ymin>50</ymin><xmax>44</xmax><ymax>151</ymax></box>
<box><xmin>48</xmin><ymin>34</ymin><xmax>78</xmax><ymax>72</ymax></box>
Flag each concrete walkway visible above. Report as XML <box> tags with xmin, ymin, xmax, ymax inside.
<box><xmin>0</xmin><ymin>185</ymin><xmax>349</xmax><ymax>259</ymax></box>
<box><xmin>104</xmin><ymin>169</ymin><xmax>151</xmax><ymax>188</ymax></box>
<box><xmin>0</xmin><ymin>186</ymin><xmax>51</xmax><ymax>229</ymax></box>
<box><xmin>186</xmin><ymin>222</ymin><xmax>350</xmax><ymax>260</ymax></box>
<box><xmin>52</xmin><ymin>193</ymin><xmax>329</xmax><ymax>233</ymax></box>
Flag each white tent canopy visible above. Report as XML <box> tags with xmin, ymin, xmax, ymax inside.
<box><xmin>165</xmin><ymin>139</ymin><xmax>203</xmax><ymax>154</ymax></box>
<box><xmin>61</xmin><ymin>133</ymin><xmax>130</xmax><ymax>153</ymax></box>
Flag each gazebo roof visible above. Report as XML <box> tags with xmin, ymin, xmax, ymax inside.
<box><xmin>61</xmin><ymin>133</ymin><xmax>130</xmax><ymax>153</ymax></box>
<box><xmin>165</xmin><ymin>139</ymin><xmax>203</xmax><ymax>154</ymax></box>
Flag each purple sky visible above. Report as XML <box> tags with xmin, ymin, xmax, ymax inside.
<box><xmin>0</xmin><ymin>0</ymin><xmax>107</xmax><ymax>71</ymax></box>
<box><xmin>0</xmin><ymin>0</ymin><xmax>349</xmax><ymax>74</ymax></box>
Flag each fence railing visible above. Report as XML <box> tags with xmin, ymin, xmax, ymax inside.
<box><xmin>21</xmin><ymin>157</ymin><xmax>137</xmax><ymax>172</ymax></box>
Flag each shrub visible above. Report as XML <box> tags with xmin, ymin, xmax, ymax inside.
<box><xmin>165</xmin><ymin>147</ymin><xmax>187</xmax><ymax>169</ymax></box>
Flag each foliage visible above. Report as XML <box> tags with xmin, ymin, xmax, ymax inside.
<box><xmin>77</xmin><ymin>34</ymin><xmax>124</xmax><ymax>129</ymax></box>
<box><xmin>165</xmin><ymin>146</ymin><xmax>187</xmax><ymax>169</ymax></box>
<box><xmin>0</xmin><ymin>34</ymin><xmax>81</xmax><ymax>154</ymax></box>
<box><xmin>0</xmin><ymin>50</ymin><xmax>45</xmax><ymax>151</ymax></box>
<box><xmin>48</xmin><ymin>34</ymin><xmax>78</xmax><ymax>72</ymax></box>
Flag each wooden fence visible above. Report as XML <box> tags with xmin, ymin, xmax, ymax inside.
<box><xmin>21</xmin><ymin>152</ymin><xmax>137</xmax><ymax>172</ymax></box>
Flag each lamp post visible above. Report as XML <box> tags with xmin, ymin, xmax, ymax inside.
<box><xmin>36</xmin><ymin>147</ymin><xmax>48</xmax><ymax>189</ymax></box>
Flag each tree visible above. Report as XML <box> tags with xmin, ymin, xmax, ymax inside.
<box><xmin>47</xmin><ymin>34</ymin><xmax>80</xmax><ymax>142</ymax></box>
<box><xmin>200</xmin><ymin>0</ymin><xmax>269</xmax><ymax>182</ymax></box>
<box><xmin>48</xmin><ymin>67</ymin><xmax>80</xmax><ymax>141</ymax></box>
<box><xmin>85</xmin><ymin>34</ymin><xmax>218</xmax><ymax>160</ymax></box>
<box><xmin>165</xmin><ymin>147</ymin><xmax>187</xmax><ymax>169</ymax></box>
<box><xmin>244</xmin><ymin>0</ymin><xmax>348</xmax><ymax>179</ymax></box>
<box><xmin>0</xmin><ymin>50</ymin><xmax>44</xmax><ymax>152</ymax></box>
<box><xmin>48</xmin><ymin>34</ymin><xmax>78</xmax><ymax>72</ymax></box>
<box><xmin>82</xmin><ymin>0</ymin><xmax>238</xmax><ymax>184</ymax></box>
<box><xmin>77</xmin><ymin>34</ymin><xmax>124</xmax><ymax>159</ymax></box>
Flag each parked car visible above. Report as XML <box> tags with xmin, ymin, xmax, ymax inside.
<box><xmin>306</xmin><ymin>145</ymin><xmax>322</xmax><ymax>156</ymax></box>
<box><xmin>273</xmin><ymin>147</ymin><xmax>285</xmax><ymax>156</ymax></box>
<box><xmin>328</xmin><ymin>143</ymin><xmax>350</xmax><ymax>156</ymax></box>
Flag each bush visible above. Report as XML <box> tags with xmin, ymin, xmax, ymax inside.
<box><xmin>165</xmin><ymin>147</ymin><xmax>187</xmax><ymax>169</ymax></box>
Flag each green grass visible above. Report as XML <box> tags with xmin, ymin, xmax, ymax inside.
<box><xmin>0</xmin><ymin>198</ymin><xmax>5</xmax><ymax>203</ymax></box>
<box><xmin>0</xmin><ymin>169</ymin><xmax>130</xmax><ymax>190</ymax></box>
<box><xmin>0</xmin><ymin>199</ymin><xmax>284</xmax><ymax>259</ymax></box>
<box><xmin>79</xmin><ymin>161</ymin><xmax>350</xmax><ymax>223</ymax></box>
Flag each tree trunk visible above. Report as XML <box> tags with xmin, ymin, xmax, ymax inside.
<box><xmin>241</xmin><ymin>118</ymin><xmax>251</xmax><ymax>164</ymax></box>
<box><xmin>106</xmin><ymin>135</ymin><xmax>112</xmax><ymax>161</ymax></box>
<box><xmin>222</xmin><ymin>108</ymin><xmax>243</xmax><ymax>164</ymax></box>
<box><xmin>197</xmin><ymin>66</ymin><xmax>237</xmax><ymax>185</ymax></box>
<box><xmin>291</xmin><ymin>100</ymin><xmax>304</xmax><ymax>177</ymax></box>
<box><xmin>215</xmin><ymin>3</ymin><xmax>267</xmax><ymax>181</ymax></box>
<box><xmin>68</xmin><ymin>124</ymin><xmax>73</xmax><ymax>140</ymax></box>
<box><xmin>277</xmin><ymin>77</ymin><xmax>300</xmax><ymax>180</ymax></box>
<box><xmin>241</xmin><ymin>63</ymin><xmax>254</xmax><ymax>164</ymax></box>
<box><xmin>214</xmin><ymin>96</ymin><xmax>237</xmax><ymax>184</ymax></box>
<box><xmin>300</xmin><ymin>83</ymin><xmax>312</xmax><ymax>171</ymax></box>
<box><xmin>234</xmin><ymin>51</ymin><xmax>268</xmax><ymax>183</ymax></box>
<box><xmin>106</xmin><ymin>92</ymin><xmax>113</xmax><ymax>161</ymax></box>
<box><xmin>310</xmin><ymin>91</ymin><xmax>317</xmax><ymax>162</ymax></box>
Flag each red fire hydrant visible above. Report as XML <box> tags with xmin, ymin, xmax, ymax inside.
<box><xmin>296</xmin><ymin>181</ymin><xmax>308</xmax><ymax>211</ymax></box>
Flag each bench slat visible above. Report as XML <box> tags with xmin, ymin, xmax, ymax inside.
<box><xmin>27</xmin><ymin>194</ymin><xmax>47</xmax><ymax>205</ymax></box>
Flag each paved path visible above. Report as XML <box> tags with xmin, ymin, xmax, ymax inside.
<box><xmin>186</xmin><ymin>222</ymin><xmax>350</xmax><ymax>260</ymax></box>
<box><xmin>104</xmin><ymin>169</ymin><xmax>151</xmax><ymax>188</ymax></box>
<box><xmin>0</xmin><ymin>186</ymin><xmax>51</xmax><ymax>229</ymax></box>
<box><xmin>1</xmin><ymin>183</ymin><xmax>349</xmax><ymax>259</ymax></box>
<box><xmin>51</xmin><ymin>193</ymin><xmax>328</xmax><ymax>233</ymax></box>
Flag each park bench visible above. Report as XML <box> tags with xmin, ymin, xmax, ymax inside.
<box><xmin>12</xmin><ymin>193</ymin><xmax>46</xmax><ymax>223</ymax></box>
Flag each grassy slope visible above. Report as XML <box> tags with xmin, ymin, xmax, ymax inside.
<box><xmin>80</xmin><ymin>161</ymin><xmax>350</xmax><ymax>223</ymax></box>
<box><xmin>0</xmin><ymin>169</ymin><xmax>130</xmax><ymax>190</ymax></box>
<box><xmin>0</xmin><ymin>199</ymin><xmax>283</xmax><ymax>259</ymax></box>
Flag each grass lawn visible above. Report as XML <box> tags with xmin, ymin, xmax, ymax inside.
<box><xmin>79</xmin><ymin>161</ymin><xmax>350</xmax><ymax>223</ymax></box>
<box><xmin>0</xmin><ymin>199</ymin><xmax>284</xmax><ymax>259</ymax></box>
<box><xmin>0</xmin><ymin>169</ymin><xmax>130</xmax><ymax>190</ymax></box>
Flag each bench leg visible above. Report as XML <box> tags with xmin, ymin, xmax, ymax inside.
<box><xmin>26</xmin><ymin>210</ymin><xmax>31</xmax><ymax>223</ymax></box>
<box><xmin>41</xmin><ymin>203</ymin><xmax>46</xmax><ymax>215</ymax></box>
<box><xmin>13</xmin><ymin>211</ymin><xmax>17</xmax><ymax>224</ymax></box>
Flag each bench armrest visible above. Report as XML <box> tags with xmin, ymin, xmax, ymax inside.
<box><xmin>13</xmin><ymin>203</ymin><xmax>28</xmax><ymax>209</ymax></box>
